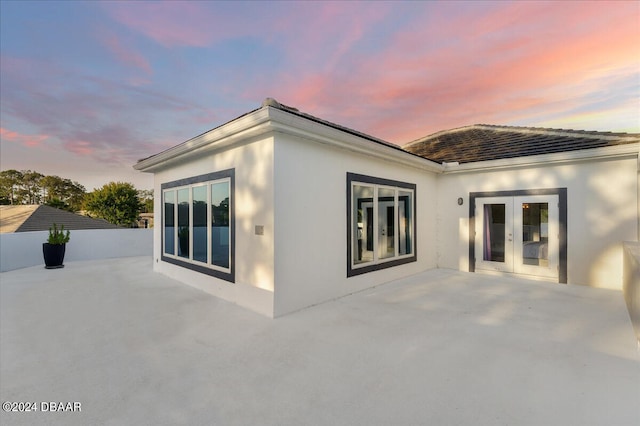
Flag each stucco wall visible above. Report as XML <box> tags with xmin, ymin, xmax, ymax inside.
<box><xmin>152</xmin><ymin>135</ymin><xmax>275</xmax><ymax>317</ymax></box>
<box><xmin>273</xmin><ymin>134</ymin><xmax>438</xmax><ymax>316</ymax></box>
<box><xmin>622</xmin><ymin>242</ymin><xmax>640</xmax><ymax>342</ymax></box>
<box><xmin>0</xmin><ymin>229</ymin><xmax>152</xmax><ymax>272</ymax></box>
<box><xmin>437</xmin><ymin>157</ymin><xmax>638</xmax><ymax>289</ymax></box>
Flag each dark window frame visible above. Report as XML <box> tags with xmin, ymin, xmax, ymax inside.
<box><xmin>161</xmin><ymin>169</ymin><xmax>235</xmax><ymax>283</ymax></box>
<box><xmin>347</xmin><ymin>172</ymin><xmax>417</xmax><ymax>277</ymax></box>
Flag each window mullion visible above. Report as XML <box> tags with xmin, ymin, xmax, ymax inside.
<box><xmin>207</xmin><ymin>184</ymin><xmax>212</xmax><ymax>265</ymax></box>
<box><xmin>373</xmin><ymin>185</ymin><xmax>379</xmax><ymax>264</ymax></box>
<box><xmin>227</xmin><ymin>180</ymin><xmax>232</xmax><ymax>267</ymax></box>
<box><xmin>189</xmin><ymin>188</ymin><xmax>193</xmax><ymax>261</ymax></box>
<box><xmin>394</xmin><ymin>188</ymin><xmax>399</xmax><ymax>258</ymax></box>
<box><xmin>162</xmin><ymin>190</ymin><xmax>166</xmax><ymax>255</ymax></box>
<box><xmin>174</xmin><ymin>191</ymin><xmax>178</xmax><ymax>256</ymax></box>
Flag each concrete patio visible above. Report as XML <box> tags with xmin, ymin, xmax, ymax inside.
<box><xmin>1</xmin><ymin>256</ymin><xmax>638</xmax><ymax>425</ymax></box>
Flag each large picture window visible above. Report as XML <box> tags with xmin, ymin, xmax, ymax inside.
<box><xmin>162</xmin><ymin>169</ymin><xmax>234</xmax><ymax>282</ymax></box>
<box><xmin>347</xmin><ymin>173</ymin><xmax>416</xmax><ymax>277</ymax></box>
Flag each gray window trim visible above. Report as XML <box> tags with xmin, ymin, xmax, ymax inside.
<box><xmin>347</xmin><ymin>172</ymin><xmax>417</xmax><ymax>277</ymax></box>
<box><xmin>468</xmin><ymin>188</ymin><xmax>567</xmax><ymax>284</ymax></box>
<box><xmin>161</xmin><ymin>169</ymin><xmax>235</xmax><ymax>283</ymax></box>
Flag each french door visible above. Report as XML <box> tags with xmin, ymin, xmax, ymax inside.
<box><xmin>475</xmin><ymin>195</ymin><xmax>559</xmax><ymax>280</ymax></box>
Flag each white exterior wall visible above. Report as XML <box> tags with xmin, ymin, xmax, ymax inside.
<box><xmin>152</xmin><ymin>135</ymin><xmax>275</xmax><ymax>317</ymax></box>
<box><xmin>436</xmin><ymin>157</ymin><xmax>638</xmax><ymax>289</ymax></box>
<box><xmin>273</xmin><ymin>134</ymin><xmax>437</xmax><ymax>316</ymax></box>
<box><xmin>623</xmin><ymin>242</ymin><xmax>640</xmax><ymax>341</ymax></box>
<box><xmin>137</xmin><ymin>105</ymin><xmax>637</xmax><ymax>317</ymax></box>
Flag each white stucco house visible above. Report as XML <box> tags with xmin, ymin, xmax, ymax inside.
<box><xmin>134</xmin><ymin>98</ymin><xmax>640</xmax><ymax>317</ymax></box>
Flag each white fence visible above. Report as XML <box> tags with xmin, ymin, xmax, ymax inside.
<box><xmin>0</xmin><ymin>229</ymin><xmax>153</xmax><ymax>272</ymax></box>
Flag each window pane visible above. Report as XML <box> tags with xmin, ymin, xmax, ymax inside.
<box><xmin>177</xmin><ymin>188</ymin><xmax>190</xmax><ymax>258</ymax></box>
<box><xmin>398</xmin><ymin>190</ymin><xmax>413</xmax><ymax>256</ymax></box>
<box><xmin>483</xmin><ymin>204</ymin><xmax>505</xmax><ymax>262</ymax></box>
<box><xmin>378</xmin><ymin>188</ymin><xmax>395</xmax><ymax>259</ymax></box>
<box><xmin>211</xmin><ymin>182</ymin><xmax>230</xmax><ymax>268</ymax></box>
<box><xmin>192</xmin><ymin>186</ymin><xmax>208</xmax><ymax>263</ymax></box>
<box><xmin>353</xmin><ymin>185</ymin><xmax>374</xmax><ymax>265</ymax></box>
<box><xmin>522</xmin><ymin>202</ymin><xmax>549</xmax><ymax>266</ymax></box>
<box><xmin>164</xmin><ymin>191</ymin><xmax>175</xmax><ymax>255</ymax></box>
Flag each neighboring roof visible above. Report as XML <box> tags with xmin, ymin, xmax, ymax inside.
<box><xmin>403</xmin><ymin>124</ymin><xmax>640</xmax><ymax>164</ymax></box>
<box><xmin>0</xmin><ymin>205</ymin><xmax>39</xmax><ymax>233</ymax></box>
<box><xmin>0</xmin><ymin>205</ymin><xmax>121</xmax><ymax>234</ymax></box>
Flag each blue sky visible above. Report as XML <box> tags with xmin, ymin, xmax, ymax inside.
<box><xmin>1</xmin><ymin>1</ymin><xmax>638</xmax><ymax>190</ymax></box>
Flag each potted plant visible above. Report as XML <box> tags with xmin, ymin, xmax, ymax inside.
<box><xmin>43</xmin><ymin>223</ymin><xmax>70</xmax><ymax>269</ymax></box>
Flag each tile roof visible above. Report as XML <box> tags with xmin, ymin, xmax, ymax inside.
<box><xmin>0</xmin><ymin>205</ymin><xmax>121</xmax><ymax>234</ymax></box>
<box><xmin>402</xmin><ymin>124</ymin><xmax>640</xmax><ymax>164</ymax></box>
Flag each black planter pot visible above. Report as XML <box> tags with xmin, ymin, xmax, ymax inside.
<box><xmin>43</xmin><ymin>243</ymin><xmax>66</xmax><ymax>269</ymax></box>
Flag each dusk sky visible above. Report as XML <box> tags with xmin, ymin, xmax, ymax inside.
<box><xmin>1</xmin><ymin>1</ymin><xmax>638</xmax><ymax>191</ymax></box>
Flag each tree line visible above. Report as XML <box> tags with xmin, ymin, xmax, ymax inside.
<box><xmin>0</xmin><ymin>169</ymin><xmax>153</xmax><ymax>227</ymax></box>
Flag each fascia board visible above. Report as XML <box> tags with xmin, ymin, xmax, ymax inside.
<box><xmin>442</xmin><ymin>143</ymin><xmax>640</xmax><ymax>174</ymax></box>
<box><xmin>134</xmin><ymin>108</ymin><xmax>272</xmax><ymax>172</ymax></box>
<box><xmin>135</xmin><ymin>106</ymin><xmax>444</xmax><ymax>174</ymax></box>
<box><xmin>267</xmin><ymin>108</ymin><xmax>443</xmax><ymax>173</ymax></box>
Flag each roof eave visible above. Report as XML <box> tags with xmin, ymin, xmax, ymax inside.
<box><xmin>134</xmin><ymin>108</ymin><xmax>271</xmax><ymax>172</ymax></box>
<box><xmin>134</xmin><ymin>106</ymin><xmax>443</xmax><ymax>174</ymax></box>
<box><xmin>267</xmin><ymin>108</ymin><xmax>443</xmax><ymax>173</ymax></box>
<box><xmin>441</xmin><ymin>143</ymin><xmax>640</xmax><ymax>174</ymax></box>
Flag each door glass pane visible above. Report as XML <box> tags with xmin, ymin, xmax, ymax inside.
<box><xmin>177</xmin><ymin>188</ymin><xmax>190</xmax><ymax>258</ymax></box>
<box><xmin>164</xmin><ymin>191</ymin><xmax>175</xmax><ymax>255</ymax></box>
<box><xmin>211</xmin><ymin>182</ymin><xmax>230</xmax><ymax>268</ymax></box>
<box><xmin>522</xmin><ymin>202</ymin><xmax>549</xmax><ymax>266</ymax></box>
<box><xmin>398</xmin><ymin>190</ymin><xmax>412</xmax><ymax>255</ymax></box>
<box><xmin>483</xmin><ymin>204</ymin><xmax>505</xmax><ymax>262</ymax></box>
<box><xmin>192</xmin><ymin>186</ymin><xmax>207</xmax><ymax>263</ymax></box>
<box><xmin>378</xmin><ymin>188</ymin><xmax>395</xmax><ymax>259</ymax></box>
<box><xmin>353</xmin><ymin>185</ymin><xmax>374</xmax><ymax>265</ymax></box>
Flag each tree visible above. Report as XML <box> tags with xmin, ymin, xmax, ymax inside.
<box><xmin>137</xmin><ymin>189</ymin><xmax>154</xmax><ymax>213</ymax></box>
<box><xmin>45</xmin><ymin>198</ymin><xmax>70</xmax><ymax>210</ymax></box>
<box><xmin>0</xmin><ymin>169</ymin><xmax>86</xmax><ymax>210</ymax></box>
<box><xmin>65</xmin><ymin>180</ymin><xmax>87</xmax><ymax>212</ymax></box>
<box><xmin>0</xmin><ymin>169</ymin><xmax>44</xmax><ymax>204</ymax></box>
<box><xmin>41</xmin><ymin>175</ymin><xmax>71</xmax><ymax>202</ymax></box>
<box><xmin>0</xmin><ymin>169</ymin><xmax>24</xmax><ymax>204</ymax></box>
<box><xmin>84</xmin><ymin>182</ymin><xmax>142</xmax><ymax>226</ymax></box>
<box><xmin>20</xmin><ymin>171</ymin><xmax>44</xmax><ymax>204</ymax></box>
<box><xmin>41</xmin><ymin>175</ymin><xmax>86</xmax><ymax>211</ymax></box>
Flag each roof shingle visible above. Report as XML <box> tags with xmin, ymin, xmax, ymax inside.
<box><xmin>403</xmin><ymin>124</ymin><xmax>640</xmax><ymax>164</ymax></box>
<box><xmin>0</xmin><ymin>205</ymin><xmax>121</xmax><ymax>233</ymax></box>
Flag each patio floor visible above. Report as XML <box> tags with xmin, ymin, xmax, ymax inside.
<box><xmin>1</xmin><ymin>256</ymin><xmax>638</xmax><ymax>425</ymax></box>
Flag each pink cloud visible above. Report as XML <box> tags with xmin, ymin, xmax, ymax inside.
<box><xmin>63</xmin><ymin>140</ymin><xmax>94</xmax><ymax>156</ymax></box>
<box><xmin>247</xmin><ymin>1</ymin><xmax>639</xmax><ymax>143</ymax></box>
<box><xmin>0</xmin><ymin>127</ymin><xmax>48</xmax><ymax>147</ymax></box>
<box><xmin>101</xmin><ymin>32</ymin><xmax>152</xmax><ymax>75</ymax></box>
<box><xmin>275</xmin><ymin>2</ymin><xmax>392</xmax><ymax>73</ymax></box>
<box><xmin>1</xmin><ymin>53</ymin><xmax>214</xmax><ymax>164</ymax></box>
<box><xmin>104</xmin><ymin>2</ymin><xmax>235</xmax><ymax>47</ymax></box>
